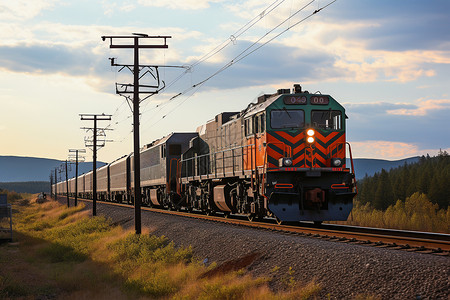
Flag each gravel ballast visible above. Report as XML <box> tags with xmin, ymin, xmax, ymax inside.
<box><xmin>70</xmin><ymin>199</ymin><xmax>449</xmax><ymax>299</ymax></box>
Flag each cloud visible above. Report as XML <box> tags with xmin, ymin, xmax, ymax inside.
<box><xmin>279</xmin><ymin>20</ymin><xmax>448</xmax><ymax>83</ymax></box>
<box><xmin>321</xmin><ymin>0</ymin><xmax>450</xmax><ymax>51</ymax></box>
<box><xmin>350</xmin><ymin>140</ymin><xmax>449</xmax><ymax>160</ymax></box>
<box><xmin>0</xmin><ymin>23</ymin><xmax>200</xmax><ymax>93</ymax></box>
<box><xmin>351</xmin><ymin>141</ymin><xmax>423</xmax><ymax>159</ymax></box>
<box><xmin>222</xmin><ymin>0</ymin><xmax>450</xmax><ymax>84</ymax></box>
<box><xmin>0</xmin><ymin>42</ymin><xmax>100</xmax><ymax>76</ymax></box>
<box><xmin>346</xmin><ymin>99</ymin><xmax>450</xmax><ymax>150</ymax></box>
<box><xmin>0</xmin><ymin>0</ymin><xmax>59</xmax><ymax>21</ymax></box>
<box><xmin>137</xmin><ymin>0</ymin><xmax>222</xmax><ymax>10</ymax></box>
<box><xmin>387</xmin><ymin>99</ymin><xmax>450</xmax><ymax>116</ymax></box>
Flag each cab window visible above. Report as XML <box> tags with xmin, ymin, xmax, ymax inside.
<box><xmin>244</xmin><ymin>118</ymin><xmax>254</xmax><ymax>136</ymax></box>
<box><xmin>270</xmin><ymin>109</ymin><xmax>304</xmax><ymax>129</ymax></box>
<box><xmin>255</xmin><ymin>113</ymin><xmax>265</xmax><ymax>133</ymax></box>
<box><xmin>311</xmin><ymin>110</ymin><xmax>342</xmax><ymax>130</ymax></box>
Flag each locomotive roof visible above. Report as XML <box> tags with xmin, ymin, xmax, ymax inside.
<box><xmin>141</xmin><ymin>132</ymin><xmax>198</xmax><ymax>152</ymax></box>
<box><xmin>240</xmin><ymin>94</ymin><xmax>280</xmax><ymax>118</ymax></box>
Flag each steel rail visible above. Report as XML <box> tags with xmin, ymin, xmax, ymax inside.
<box><xmin>63</xmin><ymin>196</ymin><xmax>450</xmax><ymax>253</ymax></box>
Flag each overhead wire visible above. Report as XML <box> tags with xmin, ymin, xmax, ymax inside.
<box><xmin>140</xmin><ymin>0</ymin><xmax>337</xmax><ymax>129</ymax></box>
<box><xmin>156</xmin><ymin>0</ymin><xmax>287</xmax><ymax>96</ymax></box>
<box><xmin>171</xmin><ymin>0</ymin><xmax>317</xmax><ymax>100</ymax></box>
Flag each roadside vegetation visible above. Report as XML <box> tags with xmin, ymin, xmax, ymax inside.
<box><xmin>345</xmin><ymin>151</ymin><xmax>449</xmax><ymax>233</ymax></box>
<box><xmin>1</xmin><ymin>193</ymin><xmax>323</xmax><ymax>299</ymax></box>
<box><xmin>347</xmin><ymin>193</ymin><xmax>449</xmax><ymax>233</ymax></box>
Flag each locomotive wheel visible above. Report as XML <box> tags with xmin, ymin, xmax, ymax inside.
<box><xmin>223</xmin><ymin>212</ymin><xmax>230</xmax><ymax>218</ymax></box>
<box><xmin>247</xmin><ymin>214</ymin><xmax>255</xmax><ymax>222</ymax></box>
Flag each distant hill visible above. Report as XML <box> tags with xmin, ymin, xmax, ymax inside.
<box><xmin>0</xmin><ymin>181</ymin><xmax>50</xmax><ymax>194</ymax></box>
<box><xmin>0</xmin><ymin>155</ymin><xmax>106</xmax><ymax>182</ymax></box>
<box><xmin>350</xmin><ymin>157</ymin><xmax>420</xmax><ymax>179</ymax></box>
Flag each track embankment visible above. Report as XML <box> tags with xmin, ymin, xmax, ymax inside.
<box><xmin>59</xmin><ymin>197</ymin><xmax>450</xmax><ymax>299</ymax></box>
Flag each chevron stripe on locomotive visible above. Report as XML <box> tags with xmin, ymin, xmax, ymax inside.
<box><xmin>54</xmin><ymin>84</ymin><xmax>357</xmax><ymax>223</ymax></box>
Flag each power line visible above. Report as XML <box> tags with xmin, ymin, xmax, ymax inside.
<box><xmin>171</xmin><ymin>0</ymin><xmax>317</xmax><ymax>101</ymax></box>
<box><xmin>159</xmin><ymin>0</ymin><xmax>288</xmax><ymax>95</ymax></box>
<box><xmin>141</xmin><ymin>0</ymin><xmax>337</xmax><ymax>127</ymax></box>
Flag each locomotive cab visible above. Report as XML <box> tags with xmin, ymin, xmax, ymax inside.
<box><xmin>262</xmin><ymin>85</ymin><xmax>356</xmax><ymax>222</ymax></box>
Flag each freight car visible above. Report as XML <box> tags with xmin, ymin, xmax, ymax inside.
<box><xmin>53</xmin><ymin>84</ymin><xmax>357</xmax><ymax>223</ymax></box>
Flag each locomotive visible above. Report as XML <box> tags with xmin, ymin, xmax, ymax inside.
<box><xmin>54</xmin><ymin>84</ymin><xmax>357</xmax><ymax>223</ymax></box>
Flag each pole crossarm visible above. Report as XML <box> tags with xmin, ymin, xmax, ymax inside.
<box><xmin>80</xmin><ymin>114</ymin><xmax>112</xmax><ymax>120</ymax></box>
<box><xmin>69</xmin><ymin>149</ymin><xmax>87</xmax><ymax>153</ymax></box>
<box><xmin>101</xmin><ymin>35</ymin><xmax>171</xmax><ymax>49</ymax></box>
<box><xmin>109</xmin><ymin>58</ymin><xmax>188</xmax><ymax>69</ymax></box>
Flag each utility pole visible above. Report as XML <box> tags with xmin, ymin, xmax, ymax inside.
<box><xmin>54</xmin><ymin>169</ymin><xmax>58</xmax><ymax>200</ymax></box>
<box><xmin>58</xmin><ymin>167</ymin><xmax>63</xmax><ymax>201</ymax></box>
<box><xmin>65</xmin><ymin>160</ymin><xmax>69</xmax><ymax>207</ymax></box>
<box><xmin>102</xmin><ymin>33</ymin><xmax>171</xmax><ymax>235</ymax></box>
<box><xmin>49</xmin><ymin>173</ymin><xmax>53</xmax><ymax>198</ymax></box>
<box><xmin>80</xmin><ymin>114</ymin><xmax>112</xmax><ymax>216</ymax></box>
<box><xmin>69</xmin><ymin>149</ymin><xmax>86</xmax><ymax>207</ymax></box>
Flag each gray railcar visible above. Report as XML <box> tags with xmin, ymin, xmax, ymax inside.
<box><xmin>130</xmin><ymin>132</ymin><xmax>198</xmax><ymax>206</ymax></box>
<box><xmin>97</xmin><ymin>164</ymin><xmax>110</xmax><ymax>200</ymax></box>
<box><xmin>77</xmin><ymin>174</ymin><xmax>85</xmax><ymax>197</ymax></box>
<box><xmin>84</xmin><ymin>171</ymin><xmax>93</xmax><ymax>198</ymax></box>
<box><xmin>109</xmin><ymin>155</ymin><xmax>130</xmax><ymax>202</ymax></box>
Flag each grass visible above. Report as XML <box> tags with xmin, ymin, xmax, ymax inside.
<box><xmin>1</xmin><ymin>194</ymin><xmax>328</xmax><ymax>299</ymax></box>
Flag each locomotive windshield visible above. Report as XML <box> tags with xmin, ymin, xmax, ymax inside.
<box><xmin>271</xmin><ymin>109</ymin><xmax>304</xmax><ymax>129</ymax></box>
<box><xmin>311</xmin><ymin>110</ymin><xmax>342</xmax><ymax>130</ymax></box>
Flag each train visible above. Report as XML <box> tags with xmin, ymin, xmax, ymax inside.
<box><xmin>53</xmin><ymin>84</ymin><xmax>357</xmax><ymax>223</ymax></box>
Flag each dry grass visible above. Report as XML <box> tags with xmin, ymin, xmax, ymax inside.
<box><xmin>1</xmin><ymin>195</ymin><xmax>324</xmax><ymax>299</ymax></box>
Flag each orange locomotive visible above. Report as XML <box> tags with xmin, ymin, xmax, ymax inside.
<box><xmin>180</xmin><ymin>84</ymin><xmax>357</xmax><ymax>223</ymax></box>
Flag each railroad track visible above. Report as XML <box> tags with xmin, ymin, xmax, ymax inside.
<box><xmin>61</xmin><ymin>196</ymin><xmax>450</xmax><ymax>255</ymax></box>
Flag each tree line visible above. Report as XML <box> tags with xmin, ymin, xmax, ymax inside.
<box><xmin>356</xmin><ymin>150</ymin><xmax>449</xmax><ymax>210</ymax></box>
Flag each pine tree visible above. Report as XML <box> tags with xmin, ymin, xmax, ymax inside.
<box><xmin>373</xmin><ymin>169</ymin><xmax>392</xmax><ymax>210</ymax></box>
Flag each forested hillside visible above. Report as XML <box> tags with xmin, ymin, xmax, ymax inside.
<box><xmin>356</xmin><ymin>151</ymin><xmax>449</xmax><ymax>210</ymax></box>
<box><xmin>346</xmin><ymin>151</ymin><xmax>449</xmax><ymax>233</ymax></box>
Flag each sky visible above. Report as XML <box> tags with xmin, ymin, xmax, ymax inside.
<box><xmin>0</xmin><ymin>0</ymin><xmax>449</xmax><ymax>164</ymax></box>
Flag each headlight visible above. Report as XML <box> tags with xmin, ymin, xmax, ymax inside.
<box><xmin>307</xmin><ymin>136</ymin><xmax>315</xmax><ymax>143</ymax></box>
<box><xmin>284</xmin><ymin>158</ymin><xmax>293</xmax><ymax>166</ymax></box>
<box><xmin>278</xmin><ymin>157</ymin><xmax>293</xmax><ymax>167</ymax></box>
<box><xmin>331</xmin><ymin>158</ymin><xmax>342</xmax><ymax>167</ymax></box>
<box><xmin>307</xmin><ymin>129</ymin><xmax>315</xmax><ymax>136</ymax></box>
